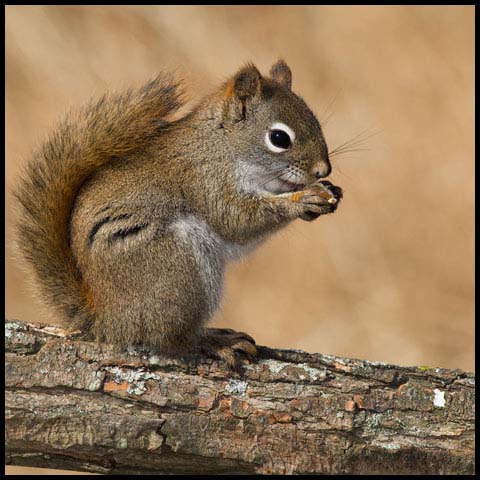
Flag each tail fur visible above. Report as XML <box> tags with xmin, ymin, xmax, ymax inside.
<box><xmin>14</xmin><ymin>73</ymin><xmax>185</xmax><ymax>329</ymax></box>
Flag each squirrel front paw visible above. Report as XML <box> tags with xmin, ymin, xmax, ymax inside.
<box><xmin>291</xmin><ymin>181</ymin><xmax>343</xmax><ymax>221</ymax></box>
<box><xmin>198</xmin><ymin>327</ymin><xmax>257</xmax><ymax>370</ymax></box>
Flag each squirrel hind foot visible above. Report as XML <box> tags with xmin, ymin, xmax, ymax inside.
<box><xmin>199</xmin><ymin>327</ymin><xmax>258</xmax><ymax>370</ymax></box>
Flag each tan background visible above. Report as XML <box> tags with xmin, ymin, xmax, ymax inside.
<box><xmin>5</xmin><ymin>5</ymin><xmax>474</xmax><ymax>475</ymax></box>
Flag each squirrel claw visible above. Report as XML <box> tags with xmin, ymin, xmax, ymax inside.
<box><xmin>298</xmin><ymin>181</ymin><xmax>343</xmax><ymax>221</ymax></box>
<box><xmin>199</xmin><ymin>327</ymin><xmax>258</xmax><ymax>369</ymax></box>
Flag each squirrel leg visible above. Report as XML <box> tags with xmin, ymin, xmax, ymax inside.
<box><xmin>203</xmin><ymin>182</ymin><xmax>342</xmax><ymax>244</ymax></box>
<box><xmin>73</xmin><ymin>223</ymin><xmax>210</xmax><ymax>353</ymax></box>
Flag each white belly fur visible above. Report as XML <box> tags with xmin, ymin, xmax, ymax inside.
<box><xmin>171</xmin><ymin>215</ymin><xmax>263</xmax><ymax>315</ymax></box>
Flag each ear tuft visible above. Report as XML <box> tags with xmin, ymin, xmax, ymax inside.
<box><xmin>269</xmin><ymin>59</ymin><xmax>292</xmax><ymax>90</ymax></box>
<box><xmin>232</xmin><ymin>64</ymin><xmax>261</xmax><ymax>100</ymax></box>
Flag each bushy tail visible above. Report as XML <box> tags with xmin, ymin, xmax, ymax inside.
<box><xmin>14</xmin><ymin>73</ymin><xmax>185</xmax><ymax>329</ymax></box>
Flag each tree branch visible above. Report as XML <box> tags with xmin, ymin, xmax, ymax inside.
<box><xmin>5</xmin><ymin>319</ymin><xmax>475</xmax><ymax>475</ymax></box>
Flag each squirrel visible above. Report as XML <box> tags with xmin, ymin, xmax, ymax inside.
<box><xmin>14</xmin><ymin>60</ymin><xmax>342</xmax><ymax>367</ymax></box>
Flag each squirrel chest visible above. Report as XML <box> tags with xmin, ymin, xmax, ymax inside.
<box><xmin>171</xmin><ymin>215</ymin><xmax>263</xmax><ymax>313</ymax></box>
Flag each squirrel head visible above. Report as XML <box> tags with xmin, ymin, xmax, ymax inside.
<box><xmin>206</xmin><ymin>60</ymin><xmax>331</xmax><ymax>194</ymax></box>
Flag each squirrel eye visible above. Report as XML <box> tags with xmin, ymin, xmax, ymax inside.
<box><xmin>265</xmin><ymin>122</ymin><xmax>295</xmax><ymax>153</ymax></box>
<box><xmin>270</xmin><ymin>130</ymin><xmax>291</xmax><ymax>149</ymax></box>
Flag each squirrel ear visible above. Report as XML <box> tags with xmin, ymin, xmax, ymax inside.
<box><xmin>269</xmin><ymin>59</ymin><xmax>292</xmax><ymax>90</ymax></box>
<box><xmin>231</xmin><ymin>64</ymin><xmax>262</xmax><ymax>100</ymax></box>
<box><xmin>220</xmin><ymin>64</ymin><xmax>261</xmax><ymax>124</ymax></box>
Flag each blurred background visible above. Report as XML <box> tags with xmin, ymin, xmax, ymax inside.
<box><xmin>5</xmin><ymin>7</ymin><xmax>474</xmax><ymax>473</ymax></box>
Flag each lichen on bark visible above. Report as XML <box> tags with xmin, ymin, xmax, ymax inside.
<box><xmin>5</xmin><ymin>319</ymin><xmax>475</xmax><ymax>475</ymax></box>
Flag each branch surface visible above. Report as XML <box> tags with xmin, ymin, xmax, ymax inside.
<box><xmin>5</xmin><ymin>319</ymin><xmax>475</xmax><ymax>475</ymax></box>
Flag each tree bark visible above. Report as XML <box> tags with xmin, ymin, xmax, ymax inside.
<box><xmin>5</xmin><ymin>319</ymin><xmax>475</xmax><ymax>475</ymax></box>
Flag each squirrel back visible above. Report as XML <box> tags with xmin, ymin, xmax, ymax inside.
<box><xmin>14</xmin><ymin>74</ymin><xmax>185</xmax><ymax>328</ymax></box>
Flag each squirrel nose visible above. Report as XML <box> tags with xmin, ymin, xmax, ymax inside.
<box><xmin>314</xmin><ymin>162</ymin><xmax>331</xmax><ymax>179</ymax></box>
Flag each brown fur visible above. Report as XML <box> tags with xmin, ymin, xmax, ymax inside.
<box><xmin>15</xmin><ymin>73</ymin><xmax>184</xmax><ymax>330</ymax></box>
<box><xmin>14</xmin><ymin>61</ymin><xmax>342</xmax><ymax>363</ymax></box>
